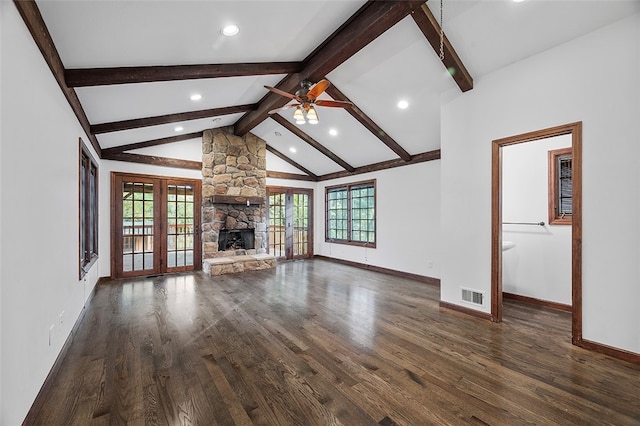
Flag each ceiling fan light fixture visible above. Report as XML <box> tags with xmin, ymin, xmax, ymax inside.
<box><xmin>306</xmin><ymin>105</ymin><xmax>319</xmax><ymax>124</ymax></box>
<box><xmin>293</xmin><ymin>106</ymin><xmax>305</xmax><ymax>124</ymax></box>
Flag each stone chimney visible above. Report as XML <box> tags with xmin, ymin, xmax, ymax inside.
<box><xmin>201</xmin><ymin>127</ymin><xmax>268</xmax><ymax>259</ymax></box>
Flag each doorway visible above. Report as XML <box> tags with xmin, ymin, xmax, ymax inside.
<box><xmin>111</xmin><ymin>172</ymin><xmax>202</xmax><ymax>278</ymax></box>
<box><xmin>267</xmin><ymin>187</ymin><xmax>313</xmax><ymax>260</ymax></box>
<box><xmin>491</xmin><ymin>122</ymin><xmax>583</xmax><ymax>344</ymax></box>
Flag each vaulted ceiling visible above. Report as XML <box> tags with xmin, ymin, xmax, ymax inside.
<box><xmin>16</xmin><ymin>0</ymin><xmax>638</xmax><ymax>181</ymax></box>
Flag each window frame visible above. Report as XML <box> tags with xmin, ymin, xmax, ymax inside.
<box><xmin>548</xmin><ymin>147</ymin><xmax>572</xmax><ymax>225</ymax></box>
<box><xmin>79</xmin><ymin>139</ymin><xmax>99</xmax><ymax>278</ymax></box>
<box><xmin>325</xmin><ymin>179</ymin><xmax>376</xmax><ymax>248</ymax></box>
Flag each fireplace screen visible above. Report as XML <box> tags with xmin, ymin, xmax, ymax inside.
<box><xmin>218</xmin><ymin>229</ymin><xmax>255</xmax><ymax>251</ymax></box>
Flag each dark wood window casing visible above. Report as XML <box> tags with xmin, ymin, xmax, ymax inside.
<box><xmin>80</xmin><ymin>139</ymin><xmax>99</xmax><ymax>278</ymax></box>
<box><xmin>548</xmin><ymin>147</ymin><xmax>572</xmax><ymax>225</ymax></box>
<box><xmin>325</xmin><ymin>179</ymin><xmax>376</xmax><ymax>247</ymax></box>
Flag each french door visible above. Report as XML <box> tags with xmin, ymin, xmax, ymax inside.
<box><xmin>111</xmin><ymin>173</ymin><xmax>201</xmax><ymax>278</ymax></box>
<box><xmin>267</xmin><ymin>187</ymin><xmax>313</xmax><ymax>260</ymax></box>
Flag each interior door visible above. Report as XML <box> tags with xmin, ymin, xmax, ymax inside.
<box><xmin>112</xmin><ymin>173</ymin><xmax>201</xmax><ymax>278</ymax></box>
<box><xmin>268</xmin><ymin>187</ymin><xmax>313</xmax><ymax>260</ymax></box>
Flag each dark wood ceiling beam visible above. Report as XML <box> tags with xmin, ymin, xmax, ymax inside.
<box><xmin>235</xmin><ymin>0</ymin><xmax>425</xmax><ymax>136</ymax></box>
<box><xmin>13</xmin><ymin>0</ymin><xmax>102</xmax><ymax>157</ymax></box>
<box><xmin>91</xmin><ymin>104</ymin><xmax>256</xmax><ymax>134</ymax></box>
<box><xmin>102</xmin><ymin>152</ymin><xmax>202</xmax><ymax>170</ymax></box>
<box><xmin>318</xmin><ymin>149</ymin><xmax>441</xmax><ymax>181</ymax></box>
<box><xmin>265</xmin><ymin>145</ymin><xmax>318</xmax><ymax>181</ymax></box>
<box><xmin>411</xmin><ymin>3</ymin><xmax>473</xmax><ymax>92</ymax></box>
<box><xmin>270</xmin><ymin>115</ymin><xmax>355</xmax><ymax>172</ymax></box>
<box><xmin>266</xmin><ymin>171</ymin><xmax>316</xmax><ymax>182</ymax></box>
<box><xmin>325</xmin><ymin>83</ymin><xmax>412</xmax><ymax>162</ymax></box>
<box><xmin>101</xmin><ymin>132</ymin><xmax>203</xmax><ymax>156</ymax></box>
<box><xmin>65</xmin><ymin>62</ymin><xmax>302</xmax><ymax>87</ymax></box>
<box><xmin>302</xmin><ymin>0</ymin><xmax>426</xmax><ymax>82</ymax></box>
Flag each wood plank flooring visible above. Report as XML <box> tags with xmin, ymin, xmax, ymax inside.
<box><xmin>26</xmin><ymin>259</ymin><xmax>640</xmax><ymax>425</ymax></box>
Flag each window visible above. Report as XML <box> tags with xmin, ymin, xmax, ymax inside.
<box><xmin>80</xmin><ymin>139</ymin><xmax>98</xmax><ymax>277</ymax></box>
<box><xmin>326</xmin><ymin>180</ymin><xmax>376</xmax><ymax>246</ymax></box>
<box><xmin>548</xmin><ymin>147</ymin><xmax>572</xmax><ymax>225</ymax></box>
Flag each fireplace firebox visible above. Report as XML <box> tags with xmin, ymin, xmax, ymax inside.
<box><xmin>218</xmin><ymin>229</ymin><xmax>255</xmax><ymax>251</ymax></box>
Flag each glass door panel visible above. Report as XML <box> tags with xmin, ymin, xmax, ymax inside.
<box><xmin>293</xmin><ymin>193</ymin><xmax>309</xmax><ymax>256</ymax></box>
<box><xmin>269</xmin><ymin>192</ymin><xmax>287</xmax><ymax>259</ymax></box>
<box><xmin>166</xmin><ymin>183</ymin><xmax>197</xmax><ymax>272</ymax></box>
<box><xmin>122</xmin><ymin>181</ymin><xmax>155</xmax><ymax>273</ymax></box>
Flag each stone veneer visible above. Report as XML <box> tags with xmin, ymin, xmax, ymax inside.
<box><xmin>201</xmin><ymin>127</ymin><xmax>275</xmax><ymax>274</ymax></box>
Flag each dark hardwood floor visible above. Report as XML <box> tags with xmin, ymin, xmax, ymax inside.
<box><xmin>27</xmin><ymin>259</ymin><xmax>640</xmax><ymax>425</ymax></box>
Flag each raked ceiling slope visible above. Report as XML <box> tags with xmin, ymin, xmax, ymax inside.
<box><xmin>30</xmin><ymin>0</ymin><xmax>639</xmax><ymax>180</ymax></box>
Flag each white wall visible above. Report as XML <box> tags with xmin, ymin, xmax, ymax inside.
<box><xmin>315</xmin><ymin>161</ymin><xmax>441</xmax><ymax>279</ymax></box>
<box><xmin>502</xmin><ymin>135</ymin><xmax>572</xmax><ymax>304</ymax></box>
<box><xmin>0</xmin><ymin>3</ymin><xmax>100</xmax><ymax>424</ymax></box>
<box><xmin>0</xmin><ymin>0</ymin><xmax>4</xmax><ymax>413</ymax></box>
<box><xmin>441</xmin><ymin>14</ymin><xmax>640</xmax><ymax>353</ymax></box>
<box><xmin>265</xmin><ymin>178</ymin><xmax>316</xmax><ymax>190</ymax></box>
<box><xmin>129</xmin><ymin>138</ymin><xmax>202</xmax><ymax>161</ymax></box>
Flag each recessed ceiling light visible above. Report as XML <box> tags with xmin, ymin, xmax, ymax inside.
<box><xmin>397</xmin><ymin>100</ymin><xmax>409</xmax><ymax>110</ymax></box>
<box><xmin>222</xmin><ymin>25</ymin><xmax>239</xmax><ymax>37</ymax></box>
<box><xmin>329</xmin><ymin>128</ymin><xmax>338</xmax><ymax>136</ymax></box>
<box><xmin>174</xmin><ymin>126</ymin><xmax>184</xmax><ymax>132</ymax></box>
<box><xmin>190</xmin><ymin>94</ymin><xmax>202</xmax><ymax>101</ymax></box>
<box><xmin>289</xmin><ymin>147</ymin><xmax>297</xmax><ymax>153</ymax></box>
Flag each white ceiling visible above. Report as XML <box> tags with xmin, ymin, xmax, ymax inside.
<box><xmin>36</xmin><ymin>0</ymin><xmax>639</xmax><ymax>177</ymax></box>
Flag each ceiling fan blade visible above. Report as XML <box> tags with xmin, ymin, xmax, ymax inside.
<box><xmin>314</xmin><ymin>99</ymin><xmax>353</xmax><ymax>108</ymax></box>
<box><xmin>306</xmin><ymin>79</ymin><xmax>331</xmax><ymax>100</ymax></box>
<box><xmin>268</xmin><ymin>103</ymin><xmax>299</xmax><ymax>115</ymax></box>
<box><xmin>264</xmin><ymin>85</ymin><xmax>300</xmax><ymax>101</ymax></box>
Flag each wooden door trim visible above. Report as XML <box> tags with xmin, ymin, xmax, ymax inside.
<box><xmin>292</xmin><ymin>188</ymin><xmax>314</xmax><ymax>260</ymax></box>
<box><xmin>266</xmin><ymin>188</ymin><xmax>288</xmax><ymax>261</ymax></box>
<box><xmin>285</xmin><ymin>191</ymin><xmax>295</xmax><ymax>259</ymax></box>
<box><xmin>111</xmin><ymin>173</ymin><xmax>158</xmax><ymax>279</ymax></box>
<box><xmin>164</xmin><ymin>178</ymin><xmax>202</xmax><ymax>273</ymax></box>
<box><xmin>111</xmin><ymin>172</ymin><xmax>202</xmax><ymax>279</ymax></box>
<box><xmin>491</xmin><ymin>122</ymin><xmax>582</xmax><ymax>345</ymax></box>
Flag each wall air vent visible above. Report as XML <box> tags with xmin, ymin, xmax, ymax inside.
<box><xmin>461</xmin><ymin>287</ymin><xmax>485</xmax><ymax>307</ymax></box>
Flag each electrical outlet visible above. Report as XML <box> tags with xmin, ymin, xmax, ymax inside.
<box><xmin>49</xmin><ymin>324</ymin><xmax>55</xmax><ymax>346</ymax></box>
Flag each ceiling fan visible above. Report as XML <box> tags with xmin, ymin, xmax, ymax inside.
<box><xmin>265</xmin><ymin>79</ymin><xmax>353</xmax><ymax>124</ymax></box>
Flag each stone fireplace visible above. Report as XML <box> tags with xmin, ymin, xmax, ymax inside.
<box><xmin>201</xmin><ymin>127</ymin><xmax>275</xmax><ymax>275</ymax></box>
